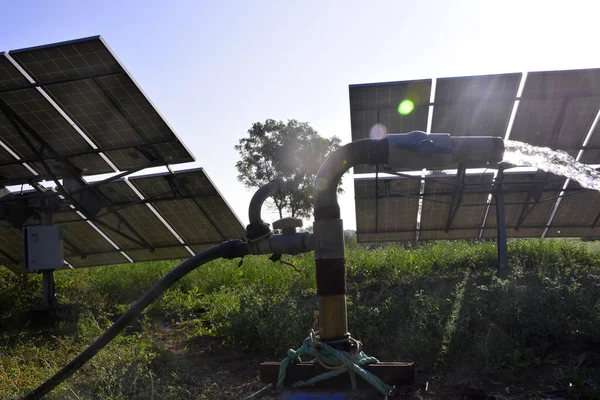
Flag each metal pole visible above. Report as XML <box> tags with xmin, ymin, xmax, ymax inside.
<box><xmin>495</xmin><ymin>167</ymin><xmax>509</xmax><ymax>276</ymax></box>
<box><xmin>40</xmin><ymin>209</ymin><xmax>55</xmax><ymax>310</ymax></box>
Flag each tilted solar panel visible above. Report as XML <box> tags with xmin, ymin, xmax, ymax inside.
<box><xmin>349</xmin><ymin>80</ymin><xmax>431</xmax><ymax>173</ymax></box>
<box><xmin>432</xmin><ymin>73</ymin><xmax>521</xmax><ymax>137</ymax></box>
<box><xmin>9</xmin><ymin>36</ymin><xmax>194</xmax><ymax>172</ymax></box>
<box><xmin>354</xmin><ymin>176</ymin><xmax>422</xmax><ymax>242</ymax></box>
<box><xmin>0</xmin><ymin>52</ymin><xmax>29</xmax><ymax>90</ymax></box>
<box><xmin>419</xmin><ymin>174</ymin><xmax>493</xmax><ymax>240</ymax></box>
<box><xmin>545</xmin><ymin>180</ymin><xmax>600</xmax><ymax>238</ymax></box>
<box><xmin>510</xmin><ymin>69</ymin><xmax>600</xmax><ymax>160</ymax></box>
<box><xmin>481</xmin><ymin>172</ymin><xmax>565</xmax><ymax>238</ymax></box>
<box><xmin>0</xmin><ymin>225</ymin><xmax>23</xmax><ymax>272</ymax></box>
<box><xmin>30</xmin><ymin>168</ymin><xmax>245</xmax><ymax>268</ymax></box>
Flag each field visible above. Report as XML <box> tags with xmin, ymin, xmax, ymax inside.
<box><xmin>1</xmin><ymin>239</ymin><xmax>600</xmax><ymax>399</ymax></box>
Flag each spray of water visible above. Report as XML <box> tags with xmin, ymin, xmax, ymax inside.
<box><xmin>502</xmin><ymin>140</ymin><xmax>600</xmax><ymax>190</ymax></box>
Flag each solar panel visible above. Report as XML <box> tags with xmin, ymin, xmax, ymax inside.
<box><xmin>432</xmin><ymin>73</ymin><xmax>521</xmax><ymax>137</ymax></box>
<box><xmin>352</xmin><ymin>69</ymin><xmax>600</xmax><ymax>245</ymax></box>
<box><xmin>0</xmin><ymin>52</ymin><xmax>29</xmax><ymax>90</ymax></box>
<box><xmin>510</xmin><ymin>69</ymin><xmax>600</xmax><ymax>160</ymax></box>
<box><xmin>0</xmin><ymin>225</ymin><xmax>23</xmax><ymax>272</ymax></box>
<box><xmin>9</xmin><ymin>36</ymin><xmax>194</xmax><ymax>170</ymax></box>
<box><xmin>419</xmin><ymin>174</ymin><xmax>493</xmax><ymax>240</ymax></box>
<box><xmin>545</xmin><ymin>180</ymin><xmax>600</xmax><ymax>238</ymax></box>
<box><xmin>354</xmin><ymin>176</ymin><xmax>422</xmax><ymax>242</ymax></box>
<box><xmin>0</xmin><ymin>86</ymin><xmax>112</xmax><ymax>177</ymax></box>
<box><xmin>481</xmin><ymin>172</ymin><xmax>565</xmax><ymax>238</ymax></box>
<box><xmin>349</xmin><ymin>80</ymin><xmax>432</xmax><ymax>173</ymax></box>
<box><xmin>26</xmin><ymin>168</ymin><xmax>245</xmax><ymax>267</ymax></box>
<box><xmin>130</xmin><ymin>169</ymin><xmax>245</xmax><ymax>240</ymax></box>
<box><xmin>0</xmin><ymin>36</ymin><xmax>194</xmax><ymax>188</ymax></box>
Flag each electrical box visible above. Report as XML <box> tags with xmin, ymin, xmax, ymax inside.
<box><xmin>23</xmin><ymin>226</ymin><xmax>66</xmax><ymax>272</ymax></box>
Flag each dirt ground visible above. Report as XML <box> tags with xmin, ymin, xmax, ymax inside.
<box><xmin>150</xmin><ymin>322</ymin><xmax>600</xmax><ymax>400</ymax></box>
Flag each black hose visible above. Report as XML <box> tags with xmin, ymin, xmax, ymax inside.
<box><xmin>23</xmin><ymin>240</ymin><xmax>248</xmax><ymax>400</ymax></box>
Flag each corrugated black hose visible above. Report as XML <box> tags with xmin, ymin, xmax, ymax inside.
<box><xmin>23</xmin><ymin>239</ymin><xmax>249</xmax><ymax>400</ymax></box>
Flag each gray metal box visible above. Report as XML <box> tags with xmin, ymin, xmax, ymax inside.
<box><xmin>23</xmin><ymin>226</ymin><xmax>66</xmax><ymax>272</ymax></box>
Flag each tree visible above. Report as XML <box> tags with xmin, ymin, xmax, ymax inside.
<box><xmin>235</xmin><ymin>119</ymin><xmax>342</xmax><ymax>219</ymax></box>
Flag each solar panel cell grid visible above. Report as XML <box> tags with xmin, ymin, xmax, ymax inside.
<box><xmin>0</xmin><ymin>54</ymin><xmax>30</xmax><ymax>90</ymax></box>
<box><xmin>152</xmin><ymin>199</ymin><xmax>223</xmax><ymax>243</ymax></box>
<box><xmin>432</xmin><ymin>74</ymin><xmax>521</xmax><ymax>137</ymax></box>
<box><xmin>350</xmin><ymin>81</ymin><xmax>431</xmax><ymax>174</ymax></box>
<box><xmin>60</xmin><ymin>221</ymin><xmax>118</xmax><ymax>254</ymax></box>
<box><xmin>2</xmin><ymin>36</ymin><xmax>194</xmax><ymax>185</ymax></box>
<box><xmin>10</xmin><ymin>37</ymin><xmax>121</xmax><ymax>82</ymax></box>
<box><xmin>0</xmin><ymin>226</ymin><xmax>22</xmax><ymax>265</ymax></box>
<box><xmin>510</xmin><ymin>69</ymin><xmax>600</xmax><ymax>160</ymax></box>
<box><xmin>354</xmin><ymin>178</ymin><xmax>421</xmax><ymax>242</ymax></box>
<box><xmin>109</xmin><ymin>205</ymin><xmax>181</xmax><ymax>246</ymax></box>
<box><xmin>548</xmin><ymin>182</ymin><xmax>600</xmax><ymax>228</ymax></box>
<box><xmin>97</xmin><ymin>180</ymin><xmax>139</xmax><ymax>203</ymax></box>
<box><xmin>0</xmin><ymin>89</ymin><xmax>92</xmax><ymax>155</ymax></box>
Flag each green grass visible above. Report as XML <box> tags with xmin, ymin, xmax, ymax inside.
<box><xmin>1</xmin><ymin>239</ymin><xmax>600</xmax><ymax>398</ymax></box>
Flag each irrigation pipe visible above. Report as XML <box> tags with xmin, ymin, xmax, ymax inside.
<box><xmin>23</xmin><ymin>239</ymin><xmax>248</xmax><ymax>400</ymax></box>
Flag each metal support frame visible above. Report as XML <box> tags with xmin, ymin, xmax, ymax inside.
<box><xmin>494</xmin><ymin>168</ymin><xmax>509</xmax><ymax>275</ymax></box>
<box><xmin>445</xmin><ymin>166</ymin><xmax>466</xmax><ymax>231</ymax></box>
<box><xmin>375</xmin><ymin>164</ymin><xmax>379</xmax><ymax>233</ymax></box>
<box><xmin>39</xmin><ymin>203</ymin><xmax>57</xmax><ymax>310</ymax></box>
<box><xmin>0</xmin><ymin>100</ymin><xmax>153</xmax><ymax>250</ymax></box>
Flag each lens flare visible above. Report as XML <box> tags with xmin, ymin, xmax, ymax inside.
<box><xmin>398</xmin><ymin>99</ymin><xmax>415</xmax><ymax>115</ymax></box>
<box><xmin>369</xmin><ymin>124</ymin><xmax>387</xmax><ymax>139</ymax></box>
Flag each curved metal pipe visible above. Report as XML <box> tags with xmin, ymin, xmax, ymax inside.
<box><xmin>313</xmin><ymin>138</ymin><xmax>389</xmax><ymax>221</ymax></box>
<box><xmin>248</xmin><ymin>178</ymin><xmax>285</xmax><ymax>225</ymax></box>
<box><xmin>24</xmin><ymin>240</ymin><xmax>248</xmax><ymax>400</ymax></box>
<box><xmin>312</xmin><ymin>138</ymin><xmax>388</xmax><ymax>343</ymax></box>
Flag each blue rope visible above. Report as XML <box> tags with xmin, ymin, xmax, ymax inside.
<box><xmin>277</xmin><ymin>335</ymin><xmax>394</xmax><ymax>397</ymax></box>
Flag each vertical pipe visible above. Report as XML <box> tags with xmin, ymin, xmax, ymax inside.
<box><xmin>495</xmin><ymin>167</ymin><xmax>509</xmax><ymax>276</ymax></box>
<box><xmin>313</xmin><ymin>139</ymin><xmax>389</xmax><ymax>346</ymax></box>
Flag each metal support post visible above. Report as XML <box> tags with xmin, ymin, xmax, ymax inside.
<box><xmin>39</xmin><ymin>207</ymin><xmax>56</xmax><ymax>310</ymax></box>
<box><xmin>495</xmin><ymin>167</ymin><xmax>509</xmax><ymax>276</ymax></box>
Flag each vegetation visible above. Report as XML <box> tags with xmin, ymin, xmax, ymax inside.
<box><xmin>1</xmin><ymin>239</ymin><xmax>600</xmax><ymax>399</ymax></box>
<box><xmin>235</xmin><ymin>119</ymin><xmax>342</xmax><ymax>219</ymax></box>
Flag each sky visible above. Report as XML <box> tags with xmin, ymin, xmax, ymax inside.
<box><xmin>1</xmin><ymin>0</ymin><xmax>600</xmax><ymax>230</ymax></box>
